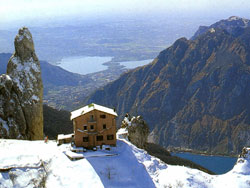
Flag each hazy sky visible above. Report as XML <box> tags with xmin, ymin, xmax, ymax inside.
<box><xmin>0</xmin><ymin>0</ymin><xmax>249</xmax><ymax>28</ymax></box>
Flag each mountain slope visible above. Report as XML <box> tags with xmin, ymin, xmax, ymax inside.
<box><xmin>86</xmin><ymin>20</ymin><xmax>250</xmax><ymax>155</ymax></box>
<box><xmin>43</xmin><ymin>105</ymin><xmax>73</xmax><ymax>139</ymax></box>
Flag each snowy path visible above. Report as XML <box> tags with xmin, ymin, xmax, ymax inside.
<box><xmin>87</xmin><ymin>140</ymin><xmax>156</xmax><ymax>188</ymax></box>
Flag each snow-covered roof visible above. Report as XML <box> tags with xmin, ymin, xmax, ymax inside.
<box><xmin>57</xmin><ymin>134</ymin><xmax>74</xmax><ymax>140</ymax></box>
<box><xmin>71</xmin><ymin>103</ymin><xmax>117</xmax><ymax>120</ymax></box>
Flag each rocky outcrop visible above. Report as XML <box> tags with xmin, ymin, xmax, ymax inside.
<box><xmin>0</xmin><ymin>27</ymin><xmax>43</xmax><ymax>140</ymax></box>
<box><xmin>122</xmin><ymin>114</ymin><xmax>149</xmax><ymax>149</ymax></box>
<box><xmin>86</xmin><ymin>18</ymin><xmax>250</xmax><ymax>155</ymax></box>
<box><xmin>233</xmin><ymin>147</ymin><xmax>250</xmax><ymax>175</ymax></box>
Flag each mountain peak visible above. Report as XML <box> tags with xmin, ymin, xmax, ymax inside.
<box><xmin>191</xmin><ymin>16</ymin><xmax>250</xmax><ymax>40</ymax></box>
<box><xmin>228</xmin><ymin>16</ymin><xmax>242</xmax><ymax>21</ymax></box>
<box><xmin>14</xmin><ymin>27</ymin><xmax>37</xmax><ymax>62</ymax></box>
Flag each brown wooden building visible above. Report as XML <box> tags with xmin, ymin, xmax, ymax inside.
<box><xmin>70</xmin><ymin>103</ymin><xmax>117</xmax><ymax>148</ymax></box>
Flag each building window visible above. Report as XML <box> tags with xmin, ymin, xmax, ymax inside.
<box><xmin>83</xmin><ymin>125</ymin><xmax>87</xmax><ymax>130</ymax></box>
<box><xmin>90</xmin><ymin>125</ymin><xmax>94</xmax><ymax>130</ymax></box>
<box><xmin>83</xmin><ymin>137</ymin><xmax>89</xmax><ymax>142</ymax></box>
<box><xmin>103</xmin><ymin>124</ymin><xmax>106</xmax><ymax>129</ymax></box>
<box><xmin>100</xmin><ymin>114</ymin><xmax>106</xmax><ymax>119</ymax></box>
<box><xmin>107</xmin><ymin>135</ymin><xmax>114</xmax><ymax>140</ymax></box>
<box><xmin>96</xmin><ymin>135</ymin><xmax>103</xmax><ymax>141</ymax></box>
<box><xmin>90</xmin><ymin>115</ymin><xmax>94</xmax><ymax>122</ymax></box>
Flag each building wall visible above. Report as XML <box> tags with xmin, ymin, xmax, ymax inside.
<box><xmin>73</xmin><ymin>110</ymin><xmax>116</xmax><ymax>148</ymax></box>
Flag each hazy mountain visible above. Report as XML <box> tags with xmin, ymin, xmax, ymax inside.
<box><xmin>86</xmin><ymin>18</ymin><xmax>250</xmax><ymax>155</ymax></box>
<box><xmin>191</xmin><ymin>16</ymin><xmax>250</xmax><ymax>40</ymax></box>
<box><xmin>0</xmin><ymin>16</ymin><xmax>213</xmax><ymax>63</ymax></box>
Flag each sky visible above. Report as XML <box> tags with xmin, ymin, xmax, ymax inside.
<box><xmin>0</xmin><ymin>0</ymin><xmax>249</xmax><ymax>29</ymax></box>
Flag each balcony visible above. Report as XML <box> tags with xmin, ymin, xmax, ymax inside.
<box><xmin>88</xmin><ymin>119</ymin><xmax>96</xmax><ymax>123</ymax></box>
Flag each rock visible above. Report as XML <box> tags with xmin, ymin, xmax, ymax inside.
<box><xmin>123</xmin><ymin>115</ymin><xmax>149</xmax><ymax>149</ymax></box>
<box><xmin>0</xmin><ymin>74</ymin><xmax>27</xmax><ymax>138</ymax></box>
<box><xmin>0</xmin><ymin>27</ymin><xmax>43</xmax><ymax>140</ymax></box>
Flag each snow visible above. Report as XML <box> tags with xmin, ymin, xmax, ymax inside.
<box><xmin>16</xmin><ymin>27</ymin><xmax>32</xmax><ymax>42</ymax></box>
<box><xmin>87</xmin><ymin>140</ymin><xmax>156</xmax><ymax>188</ymax></box>
<box><xmin>209</xmin><ymin>28</ymin><xmax>216</xmax><ymax>33</ymax></box>
<box><xmin>10</xmin><ymin>56</ymin><xmax>40</xmax><ymax>93</ymax></box>
<box><xmin>57</xmin><ymin>134</ymin><xmax>73</xmax><ymax>140</ymax></box>
<box><xmin>71</xmin><ymin>103</ymin><xmax>117</xmax><ymax>120</ymax></box>
<box><xmin>31</xmin><ymin>95</ymin><xmax>39</xmax><ymax>102</ymax></box>
<box><xmin>0</xmin><ymin>137</ymin><xmax>249</xmax><ymax>188</ymax></box>
<box><xmin>64</xmin><ymin>151</ymin><xmax>84</xmax><ymax>159</ymax></box>
<box><xmin>228</xmin><ymin>16</ymin><xmax>240</xmax><ymax>21</ymax></box>
<box><xmin>0</xmin><ymin>140</ymin><xmax>103</xmax><ymax>188</ymax></box>
<box><xmin>123</xmin><ymin>117</ymin><xmax>131</xmax><ymax>126</ymax></box>
<box><xmin>117</xmin><ymin>127</ymin><xmax>128</xmax><ymax>134</ymax></box>
<box><xmin>5</xmin><ymin>75</ymin><xmax>12</xmax><ymax>81</ymax></box>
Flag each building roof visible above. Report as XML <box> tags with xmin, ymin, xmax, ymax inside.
<box><xmin>70</xmin><ymin>103</ymin><xmax>117</xmax><ymax>120</ymax></box>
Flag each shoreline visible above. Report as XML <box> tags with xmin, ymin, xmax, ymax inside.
<box><xmin>168</xmin><ymin>147</ymin><xmax>238</xmax><ymax>158</ymax></box>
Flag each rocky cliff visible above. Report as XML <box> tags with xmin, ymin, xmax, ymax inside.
<box><xmin>86</xmin><ymin>18</ymin><xmax>250</xmax><ymax>155</ymax></box>
<box><xmin>0</xmin><ymin>27</ymin><xmax>43</xmax><ymax>140</ymax></box>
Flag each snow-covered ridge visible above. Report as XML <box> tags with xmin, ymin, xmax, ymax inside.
<box><xmin>0</xmin><ymin>139</ymin><xmax>249</xmax><ymax>188</ymax></box>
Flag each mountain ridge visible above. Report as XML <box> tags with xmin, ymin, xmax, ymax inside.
<box><xmin>86</xmin><ymin>18</ymin><xmax>250</xmax><ymax>155</ymax></box>
<box><xmin>191</xmin><ymin>16</ymin><xmax>250</xmax><ymax>40</ymax></box>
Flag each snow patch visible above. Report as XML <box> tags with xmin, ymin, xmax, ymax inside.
<box><xmin>31</xmin><ymin>95</ymin><xmax>39</xmax><ymax>102</ymax></box>
<box><xmin>228</xmin><ymin>16</ymin><xmax>240</xmax><ymax>21</ymax></box>
<box><xmin>16</xmin><ymin>28</ymin><xmax>32</xmax><ymax>42</ymax></box>
<box><xmin>209</xmin><ymin>28</ymin><xmax>216</xmax><ymax>33</ymax></box>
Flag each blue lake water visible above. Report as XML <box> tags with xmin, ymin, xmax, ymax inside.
<box><xmin>172</xmin><ymin>152</ymin><xmax>237</xmax><ymax>175</ymax></box>
<box><xmin>119</xmin><ymin>59</ymin><xmax>153</xmax><ymax>69</ymax></box>
<box><xmin>57</xmin><ymin>56</ymin><xmax>153</xmax><ymax>75</ymax></box>
<box><xmin>57</xmin><ymin>56</ymin><xmax>113</xmax><ymax>75</ymax></box>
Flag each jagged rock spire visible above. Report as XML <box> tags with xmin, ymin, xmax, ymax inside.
<box><xmin>0</xmin><ymin>27</ymin><xmax>43</xmax><ymax>140</ymax></box>
<box><xmin>14</xmin><ymin>27</ymin><xmax>37</xmax><ymax>62</ymax></box>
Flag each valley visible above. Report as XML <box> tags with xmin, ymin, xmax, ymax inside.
<box><xmin>1</xmin><ymin>0</ymin><xmax>250</xmax><ymax>187</ymax></box>
<box><xmin>1</xmin><ymin>16</ymin><xmax>249</xmax><ymax>156</ymax></box>
<box><xmin>0</xmin><ymin>15</ymin><xmax>211</xmax><ymax>63</ymax></box>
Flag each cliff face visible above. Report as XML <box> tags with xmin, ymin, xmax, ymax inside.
<box><xmin>0</xmin><ymin>27</ymin><xmax>43</xmax><ymax>140</ymax></box>
<box><xmin>86</xmin><ymin>20</ymin><xmax>250</xmax><ymax>155</ymax></box>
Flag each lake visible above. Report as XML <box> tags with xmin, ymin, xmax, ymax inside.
<box><xmin>172</xmin><ymin>152</ymin><xmax>237</xmax><ymax>175</ymax></box>
<box><xmin>56</xmin><ymin>56</ymin><xmax>153</xmax><ymax>75</ymax></box>
<box><xmin>119</xmin><ymin>59</ymin><xmax>154</xmax><ymax>69</ymax></box>
<box><xmin>56</xmin><ymin>56</ymin><xmax>113</xmax><ymax>75</ymax></box>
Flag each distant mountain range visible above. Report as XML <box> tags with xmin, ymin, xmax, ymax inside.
<box><xmin>86</xmin><ymin>17</ymin><xmax>250</xmax><ymax>155</ymax></box>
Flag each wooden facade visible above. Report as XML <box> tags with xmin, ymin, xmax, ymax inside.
<box><xmin>71</xmin><ymin>104</ymin><xmax>117</xmax><ymax>148</ymax></box>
